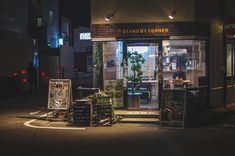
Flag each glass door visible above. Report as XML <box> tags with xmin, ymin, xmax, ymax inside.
<box><xmin>126</xmin><ymin>42</ymin><xmax>159</xmax><ymax>109</ymax></box>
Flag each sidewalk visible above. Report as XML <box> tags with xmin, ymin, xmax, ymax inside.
<box><xmin>211</xmin><ymin>103</ymin><xmax>235</xmax><ymax>122</ymax></box>
<box><xmin>192</xmin><ymin>103</ymin><xmax>235</xmax><ymax>127</ymax></box>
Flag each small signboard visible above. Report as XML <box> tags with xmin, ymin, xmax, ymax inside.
<box><xmin>47</xmin><ymin>79</ymin><xmax>72</xmax><ymax>110</ymax></box>
<box><xmin>104</xmin><ymin>80</ymin><xmax>123</xmax><ymax>107</ymax></box>
<box><xmin>160</xmin><ymin>88</ymin><xmax>187</xmax><ymax>128</ymax></box>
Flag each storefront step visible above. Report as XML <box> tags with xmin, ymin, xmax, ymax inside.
<box><xmin>114</xmin><ymin>110</ymin><xmax>160</xmax><ymax>118</ymax></box>
<box><xmin>119</xmin><ymin>118</ymin><xmax>160</xmax><ymax>124</ymax></box>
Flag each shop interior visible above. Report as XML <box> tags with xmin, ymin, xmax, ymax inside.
<box><xmin>162</xmin><ymin>40</ymin><xmax>206</xmax><ymax>89</ymax></box>
<box><xmin>100</xmin><ymin>40</ymin><xmax>207</xmax><ymax>110</ymax></box>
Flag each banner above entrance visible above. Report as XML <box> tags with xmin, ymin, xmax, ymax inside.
<box><xmin>91</xmin><ymin>22</ymin><xmax>210</xmax><ymax>39</ymax></box>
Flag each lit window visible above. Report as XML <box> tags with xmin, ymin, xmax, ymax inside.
<box><xmin>37</xmin><ymin>17</ymin><xmax>42</xmax><ymax>27</ymax></box>
<box><xmin>226</xmin><ymin>44</ymin><xmax>233</xmax><ymax>76</ymax></box>
<box><xmin>48</xmin><ymin>10</ymin><xmax>53</xmax><ymax>24</ymax></box>
<box><xmin>163</xmin><ymin>40</ymin><xmax>207</xmax><ymax>87</ymax></box>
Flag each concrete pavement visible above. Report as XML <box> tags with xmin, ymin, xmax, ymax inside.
<box><xmin>1</xmin><ymin>91</ymin><xmax>235</xmax><ymax>156</ymax></box>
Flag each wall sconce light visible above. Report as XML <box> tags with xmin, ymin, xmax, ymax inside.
<box><xmin>169</xmin><ymin>10</ymin><xmax>176</xmax><ymax>20</ymax></box>
<box><xmin>105</xmin><ymin>14</ymin><xmax>115</xmax><ymax>21</ymax></box>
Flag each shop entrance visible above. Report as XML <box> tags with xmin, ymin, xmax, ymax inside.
<box><xmin>126</xmin><ymin>42</ymin><xmax>159</xmax><ymax>110</ymax></box>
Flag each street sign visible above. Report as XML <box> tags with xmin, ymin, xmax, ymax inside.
<box><xmin>47</xmin><ymin>79</ymin><xmax>72</xmax><ymax>110</ymax></box>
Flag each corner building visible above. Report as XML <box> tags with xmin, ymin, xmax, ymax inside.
<box><xmin>91</xmin><ymin>0</ymin><xmax>225</xmax><ymax>109</ymax></box>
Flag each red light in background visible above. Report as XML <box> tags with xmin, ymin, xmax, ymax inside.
<box><xmin>21</xmin><ymin>70</ymin><xmax>27</xmax><ymax>75</ymax></box>
<box><xmin>22</xmin><ymin>78</ymin><xmax>27</xmax><ymax>83</ymax></box>
<box><xmin>13</xmin><ymin>72</ymin><xmax>18</xmax><ymax>76</ymax></box>
<box><xmin>41</xmin><ymin>72</ymin><xmax>45</xmax><ymax>76</ymax></box>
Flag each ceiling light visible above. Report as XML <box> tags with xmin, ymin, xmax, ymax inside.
<box><xmin>105</xmin><ymin>14</ymin><xmax>114</xmax><ymax>21</ymax></box>
<box><xmin>169</xmin><ymin>10</ymin><xmax>176</xmax><ymax>20</ymax></box>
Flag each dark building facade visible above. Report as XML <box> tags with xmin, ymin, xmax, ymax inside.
<box><xmin>0</xmin><ymin>0</ymin><xmax>33</xmax><ymax>96</ymax></box>
<box><xmin>0</xmin><ymin>0</ymin><xmax>32</xmax><ymax>77</ymax></box>
<box><xmin>28</xmin><ymin>0</ymin><xmax>74</xmax><ymax>82</ymax></box>
<box><xmin>0</xmin><ymin>0</ymin><xmax>75</xmax><ymax>97</ymax></box>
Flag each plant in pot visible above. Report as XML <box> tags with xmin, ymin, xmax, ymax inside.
<box><xmin>127</xmin><ymin>51</ymin><xmax>145</xmax><ymax>92</ymax></box>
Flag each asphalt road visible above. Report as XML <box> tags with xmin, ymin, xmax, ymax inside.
<box><xmin>0</xmin><ymin>92</ymin><xmax>235</xmax><ymax>156</ymax></box>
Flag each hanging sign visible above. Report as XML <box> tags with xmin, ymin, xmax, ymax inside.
<box><xmin>225</xmin><ymin>19</ymin><xmax>235</xmax><ymax>39</ymax></box>
<box><xmin>47</xmin><ymin>79</ymin><xmax>72</xmax><ymax>110</ymax></box>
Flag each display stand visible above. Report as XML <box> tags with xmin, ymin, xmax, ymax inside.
<box><xmin>47</xmin><ymin>79</ymin><xmax>73</xmax><ymax>120</ymax></box>
<box><xmin>70</xmin><ymin>99</ymin><xmax>92</xmax><ymax>126</ymax></box>
<box><xmin>93</xmin><ymin>97</ymin><xmax>112</xmax><ymax>126</ymax></box>
<box><xmin>93</xmin><ymin>104</ymin><xmax>112</xmax><ymax>126</ymax></box>
<box><xmin>160</xmin><ymin>88</ymin><xmax>187</xmax><ymax>129</ymax></box>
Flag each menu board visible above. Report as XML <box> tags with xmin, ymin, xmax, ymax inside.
<box><xmin>47</xmin><ymin>79</ymin><xmax>72</xmax><ymax>110</ymax></box>
<box><xmin>160</xmin><ymin>89</ymin><xmax>186</xmax><ymax>128</ymax></box>
<box><xmin>104</xmin><ymin>80</ymin><xmax>123</xmax><ymax>107</ymax></box>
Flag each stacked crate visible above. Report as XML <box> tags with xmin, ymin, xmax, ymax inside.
<box><xmin>93</xmin><ymin>97</ymin><xmax>112</xmax><ymax>126</ymax></box>
<box><xmin>71</xmin><ymin>99</ymin><xmax>92</xmax><ymax>126</ymax></box>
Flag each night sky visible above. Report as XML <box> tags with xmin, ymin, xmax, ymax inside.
<box><xmin>60</xmin><ymin>0</ymin><xmax>90</xmax><ymax>27</ymax></box>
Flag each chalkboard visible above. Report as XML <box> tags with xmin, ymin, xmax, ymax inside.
<box><xmin>93</xmin><ymin>104</ymin><xmax>112</xmax><ymax>126</ymax></box>
<box><xmin>160</xmin><ymin>89</ymin><xmax>186</xmax><ymax>128</ymax></box>
<box><xmin>71</xmin><ymin>100</ymin><xmax>92</xmax><ymax>126</ymax></box>
<box><xmin>47</xmin><ymin>79</ymin><xmax>72</xmax><ymax>110</ymax></box>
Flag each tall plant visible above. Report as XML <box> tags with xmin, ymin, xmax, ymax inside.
<box><xmin>127</xmin><ymin>51</ymin><xmax>145</xmax><ymax>89</ymax></box>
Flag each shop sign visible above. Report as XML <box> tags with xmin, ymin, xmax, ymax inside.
<box><xmin>226</xmin><ymin>34</ymin><xmax>235</xmax><ymax>39</ymax></box>
<box><xmin>91</xmin><ymin>22</ymin><xmax>210</xmax><ymax>39</ymax></box>
<box><xmin>225</xmin><ymin>19</ymin><xmax>235</xmax><ymax>39</ymax></box>
<box><xmin>47</xmin><ymin>79</ymin><xmax>72</xmax><ymax>110</ymax></box>
<box><xmin>80</xmin><ymin>32</ymin><xmax>91</xmax><ymax>40</ymax></box>
<box><xmin>120</xmin><ymin>28</ymin><xmax>169</xmax><ymax>35</ymax></box>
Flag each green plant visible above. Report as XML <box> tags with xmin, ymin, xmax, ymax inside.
<box><xmin>127</xmin><ymin>51</ymin><xmax>145</xmax><ymax>89</ymax></box>
<box><xmin>94</xmin><ymin>42</ymin><xmax>103</xmax><ymax>73</ymax></box>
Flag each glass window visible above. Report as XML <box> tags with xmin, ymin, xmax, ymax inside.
<box><xmin>162</xmin><ymin>40</ymin><xmax>207</xmax><ymax>87</ymax></box>
<box><xmin>102</xmin><ymin>41</ymin><xmax>123</xmax><ymax>80</ymax></box>
<box><xmin>48</xmin><ymin>10</ymin><xmax>53</xmax><ymax>25</ymax></box>
<box><xmin>37</xmin><ymin>17</ymin><xmax>42</xmax><ymax>27</ymax></box>
<box><xmin>226</xmin><ymin>43</ymin><xmax>233</xmax><ymax>77</ymax></box>
<box><xmin>127</xmin><ymin>44</ymin><xmax>158</xmax><ymax>80</ymax></box>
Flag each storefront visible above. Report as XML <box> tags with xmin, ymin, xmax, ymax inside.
<box><xmin>225</xmin><ymin>18</ymin><xmax>235</xmax><ymax>104</ymax></box>
<box><xmin>91</xmin><ymin>22</ymin><xmax>210</xmax><ymax>109</ymax></box>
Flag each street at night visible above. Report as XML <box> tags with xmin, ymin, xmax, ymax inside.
<box><xmin>0</xmin><ymin>92</ymin><xmax>235</xmax><ymax>156</ymax></box>
<box><xmin>1</xmin><ymin>0</ymin><xmax>235</xmax><ymax>155</ymax></box>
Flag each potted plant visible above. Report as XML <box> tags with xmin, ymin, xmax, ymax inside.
<box><xmin>127</xmin><ymin>51</ymin><xmax>145</xmax><ymax>92</ymax></box>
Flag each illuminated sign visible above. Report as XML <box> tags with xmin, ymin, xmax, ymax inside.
<box><xmin>120</xmin><ymin>28</ymin><xmax>169</xmax><ymax>34</ymax></box>
<box><xmin>226</xmin><ymin>34</ymin><xmax>235</xmax><ymax>39</ymax></box>
<box><xmin>80</xmin><ymin>32</ymin><xmax>91</xmax><ymax>40</ymax></box>
<box><xmin>91</xmin><ymin>22</ymin><xmax>210</xmax><ymax>38</ymax></box>
<box><xmin>59</xmin><ymin>38</ymin><xmax>63</xmax><ymax>46</ymax></box>
<box><xmin>225</xmin><ymin>19</ymin><xmax>235</xmax><ymax>37</ymax></box>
